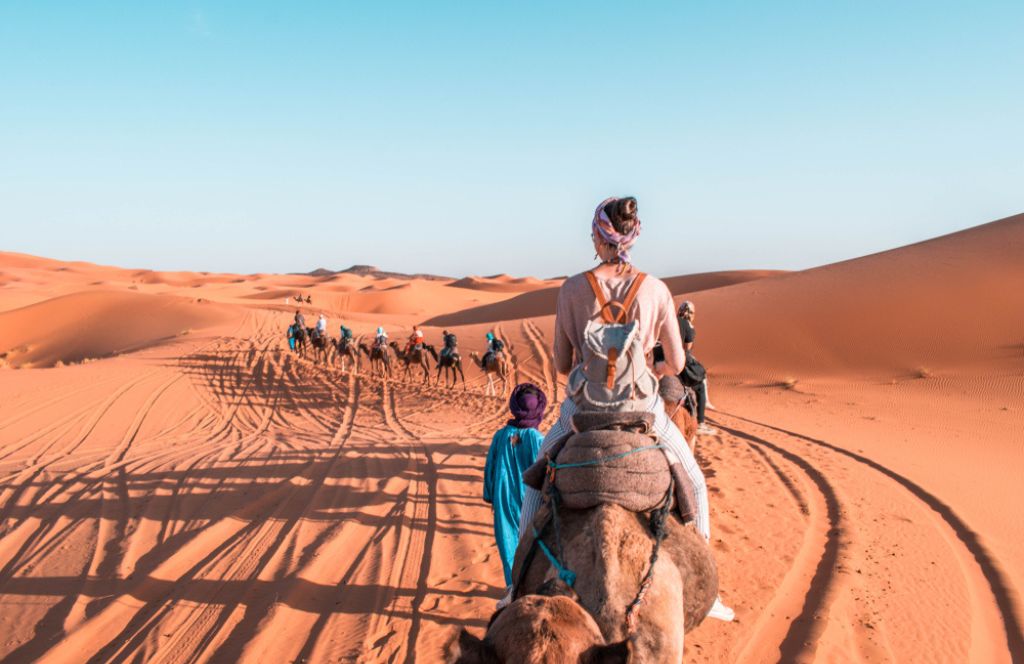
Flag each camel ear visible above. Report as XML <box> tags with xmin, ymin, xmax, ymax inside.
<box><xmin>582</xmin><ymin>639</ymin><xmax>631</xmax><ymax>664</ymax></box>
<box><xmin>445</xmin><ymin>628</ymin><xmax>498</xmax><ymax>664</ymax></box>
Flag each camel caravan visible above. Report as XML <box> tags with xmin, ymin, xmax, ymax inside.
<box><xmin>285</xmin><ymin>314</ymin><xmax>497</xmax><ymax>392</ymax></box>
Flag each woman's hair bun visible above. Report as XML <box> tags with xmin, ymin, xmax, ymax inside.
<box><xmin>604</xmin><ymin>196</ymin><xmax>639</xmax><ymax>234</ymax></box>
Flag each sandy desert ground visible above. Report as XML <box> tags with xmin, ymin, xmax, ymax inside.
<box><xmin>0</xmin><ymin>213</ymin><xmax>1022</xmax><ymax>662</ymax></box>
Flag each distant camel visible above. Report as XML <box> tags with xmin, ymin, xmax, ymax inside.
<box><xmin>470</xmin><ymin>351</ymin><xmax>511</xmax><ymax>396</ymax></box>
<box><xmin>307</xmin><ymin>328</ymin><xmax>332</xmax><ymax>364</ymax></box>
<box><xmin>389</xmin><ymin>341</ymin><xmax>436</xmax><ymax>383</ymax></box>
<box><xmin>360</xmin><ymin>341</ymin><xmax>391</xmax><ymax>378</ymax></box>
<box><xmin>333</xmin><ymin>336</ymin><xmax>360</xmax><ymax>373</ymax></box>
<box><xmin>436</xmin><ymin>348</ymin><xmax>466</xmax><ymax>390</ymax></box>
<box><xmin>290</xmin><ymin>325</ymin><xmax>308</xmax><ymax>358</ymax></box>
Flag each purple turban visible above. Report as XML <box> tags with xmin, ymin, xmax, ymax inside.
<box><xmin>507</xmin><ymin>382</ymin><xmax>548</xmax><ymax>430</ymax></box>
<box><xmin>592</xmin><ymin>197</ymin><xmax>642</xmax><ymax>264</ymax></box>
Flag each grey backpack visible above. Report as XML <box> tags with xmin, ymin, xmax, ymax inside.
<box><xmin>566</xmin><ymin>271</ymin><xmax>659</xmax><ymax>413</ymax></box>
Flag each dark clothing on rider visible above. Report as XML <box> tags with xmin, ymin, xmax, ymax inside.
<box><xmin>678</xmin><ymin>318</ymin><xmax>696</xmax><ymax>345</ymax></box>
<box><xmin>295</xmin><ymin>313</ymin><xmax>306</xmax><ymax>328</ymax></box>
<box><xmin>441</xmin><ymin>333</ymin><xmax>457</xmax><ymax>359</ymax></box>
<box><xmin>653</xmin><ymin>340</ymin><xmax>707</xmax><ymax>423</ymax></box>
<box><xmin>673</xmin><ymin>318</ymin><xmax>707</xmax><ymax>424</ymax></box>
<box><xmin>691</xmin><ymin>380</ymin><xmax>708</xmax><ymax>424</ymax></box>
<box><xmin>339</xmin><ymin>326</ymin><xmax>353</xmax><ymax>340</ymax></box>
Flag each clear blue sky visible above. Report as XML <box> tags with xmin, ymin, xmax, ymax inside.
<box><xmin>2</xmin><ymin>2</ymin><xmax>1022</xmax><ymax>278</ymax></box>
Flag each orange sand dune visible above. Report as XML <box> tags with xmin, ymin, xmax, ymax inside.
<box><xmin>0</xmin><ymin>215</ymin><xmax>1021</xmax><ymax>662</ymax></box>
<box><xmin>448</xmin><ymin>274</ymin><xmax>559</xmax><ymax>293</ymax></box>
<box><xmin>0</xmin><ymin>291</ymin><xmax>232</xmax><ymax>368</ymax></box>
<box><xmin>688</xmin><ymin>213</ymin><xmax>1024</xmax><ymax>378</ymax></box>
<box><xmin>663</xmin><ymin>269</ymin><xmax>788</xmax><ymax>296</ymax></box>
<box><xmin>425</xmin><ymin>269</ymin><xmax>783</xmax><ymax>327</ymax></box>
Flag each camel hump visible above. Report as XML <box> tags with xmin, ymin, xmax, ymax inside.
<box><xmin>572</xmin><ymin>411</ymin><xmax>654</xmax><ymax>434</ymax></box>
<box><xmin>553</xmin><ymin>428</ymin><xmax>671</xmax><ymax>513</ymax></box>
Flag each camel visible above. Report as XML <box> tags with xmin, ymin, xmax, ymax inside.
<box><xmin>389</xmin><ymin>341</ymin><xmax>436</xmax><ymax>383</ymax></box>
<box><xmin>469</xmin><ymin>351</ymin><xmax>511</xmax><ymax>396</ymax></box>
<box><xmin>306</xmin><ymin>328</ymin><xmax>332</xmax><ymax>364</ymax></box>
<box><xmin>436</xmin><ymin>347</ymin><xmax>467</xmax><ymax>389</ymax></box>
<box><xmin>333</xmin><ymin>335</ymin><xmax>360</xmax><ymax>373</ymax></box>
<box><xmin>448</xmin><ymin>591</ymin><xmax>629</xmax><ymax>663</ymax></box>
<box><xmin>359</xmin><ymin>341</ymin><xmax>391</xmax><ymax>378</ymax></box>
<box><xmin>289</xmin><ymin>325</ymin><xmax>308</xmax><ymax>358</ymax></box>
<box><xmin>508</xmin><ymin>502</ymin><xmax>718</xmax><ymax>662</ymax></box>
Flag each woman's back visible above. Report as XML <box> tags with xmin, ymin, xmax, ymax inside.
<box><xmin>553</xmin><ymin>269</ymin><xmax>684</xmax><ymax>375</ymax></box>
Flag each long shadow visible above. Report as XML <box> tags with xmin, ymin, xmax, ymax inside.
<box><xmin>0</xmin><ymin>447</ymin><xmax>492</xmax><ymax>660</ymax></box>
<box><xmin>714</xmin><ymin>422</ymin><xmax>843</xmax><ymax>662</ymax></box>
<box><xmin>404</xmin><ymin>447</ymin><xmax>438</xmax><ymax>664</ymax></box>
<box><xmin>720</xmin><ymin>413</ymin><xmax>1024</xmax><ymax>661</ymax></box>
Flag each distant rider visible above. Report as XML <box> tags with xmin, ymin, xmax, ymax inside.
<box><xmin>482</xmin><ymin>331</ymin><xmax>505</xmax><ymax>367</ymax></box>
<box><xmin>338</xmin><ymin>322</ymin><xmax>354</xmax><ymax>348</ymax></box>
<box><xmin>294</xmin><ymin>309</ymin><xmax>306</xmax><ymax>329</ymax></box>
<box><xmin>406</xmin><ymin>325</ymin><xmax>425</xmax><ymax>355</ymax></box>
<box><xmin>315</xmin><ymin>313</ymin><xmax>328</xmax><ymax>339</ymax></box>
<box><xmin>374</xmin><ymin>326</ymin><xmax>388</xmax><ymax>348</ymax></box>
<box><xmin>441</xmin><ymin>329</ymin><xmax>458</xmax><ymax>359</ymax></box>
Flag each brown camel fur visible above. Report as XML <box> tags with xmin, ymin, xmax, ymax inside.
<box><xmin>436</xmin><ymin>348</ymin><xmax>467</xmax><ymax>389</ymax></box>
<box><xmin>469</xmin><ymin>351</ymin><xmax>511</xmax><ymax>396</ymax></box>
<box><xmin>359</xmin><ymin>341</ymin><xmax>391</xmax><ymax>378</ymax></box>
<box><xmin>389</xmin><ymin>341</ymin><xmax>434</xmax><ymax>383</ymax></box>
<box><xmin>447</xmin><ymin>593</ymin><xmax>629</xmax><ymax>664</ymax></box>
<box><xmin>658</xmin><ymin>375</ymin><xmax>698</xmax><ymax>453</ymax></box>
<box><xmin>333</xmin><ymin>336</ymin><xmax>360</xmax><ymax>373</ymax></box>
<box><xmin>511</xmin><ymin>503</ymin><xmax>718</xmax><ymax>662</ymax></box>
<box><xmin>289</xmin><ymin>326</ymin><xmax>308</xmax><ymax>358</ymax></box>
<box><xmin>307</xmin><ymin>328</ymin><xmax>332</xmax><ymax>364</ymax></box>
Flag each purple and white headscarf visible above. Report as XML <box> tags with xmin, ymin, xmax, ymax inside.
<box><xmin>592</xmin><ymin>197</ymin><xmax>642</xmax><ymax>264</ymax></box>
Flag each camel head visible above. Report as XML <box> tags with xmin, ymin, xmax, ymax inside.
<box><xmin>446</xmin><ymin>594</ymin><xmax>630</xmax><ymax>663</ymax></box>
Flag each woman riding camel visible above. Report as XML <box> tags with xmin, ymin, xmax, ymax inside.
<box><xmin>677</xmin><ymin>300</ymin><xmax>715</xmax><ymax>435</ymax></box>
<box><xmin>515</xmin><ymin>195</ymin><xmax>734</xmax><ymax>621</ymax></box>
<box><xmin>406</xmin><ymin>325</ymin><xmax>425</xmax><ymax>355</ymax></box>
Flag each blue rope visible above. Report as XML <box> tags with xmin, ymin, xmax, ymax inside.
<box><xmin>548</xmin><ymin>443</ymin><xmax>664</xmax><ymax>470</ymax></box>
<box><xmin>529</xmin><ymin>441</ymin><xmax>663</xmax><ymax>591</ymax></box>
<box><xmin>532</xmin><ymin>527</ymin><xmax>577</xmax><ymax>587</ymax></box>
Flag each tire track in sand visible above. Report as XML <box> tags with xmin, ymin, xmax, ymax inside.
<box><xmin>722</xmin><ymin>413</ymin><xmax>1023</xmax><ymax>663</ymax></box>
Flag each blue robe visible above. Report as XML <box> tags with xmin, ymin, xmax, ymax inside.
<box><xmin>483</xmin><ymin>424</ymin><xmax>543</xmax><ymax>586</ymax></box>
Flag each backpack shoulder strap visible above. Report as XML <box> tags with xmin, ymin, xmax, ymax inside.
<box><xmin>585</xmin><ymin>271</ymin><xmax>618</xmax><ymax>324</ymax></box>
<box><xmin>585</xmin><ymin>270</ymin><xmax>648</xmax><ymax>324</ymax></box>
<box><xmin>619</xmin><ymin>273</ymin><xmax>647</xmax><ymax>322</ymax></box>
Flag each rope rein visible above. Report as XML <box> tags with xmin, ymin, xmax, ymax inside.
<box><xmin>531</xmin><ymin>441</ymin><xmax>674</xmax><ymax>634</ymax></box>
<box><xmin>625</xmin><ymin>475</ymin><xmax>675</xmax><ymax>632</ymax></box>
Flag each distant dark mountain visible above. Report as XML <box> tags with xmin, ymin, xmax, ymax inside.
<box><xmin>297</xmin><ymin>265</ymin><xmax>452</xmax><ymax>281</ymax></box>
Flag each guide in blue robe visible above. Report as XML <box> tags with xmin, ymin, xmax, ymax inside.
<box><xmin>482</xmin><ymin>383</ymin><xmax>548</xmax><ymax>587</ymax></box>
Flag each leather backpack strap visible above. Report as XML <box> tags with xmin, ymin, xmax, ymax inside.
<box><xmin>585</xmin><ymin>271</ymin><xmax>620</xmax><ymax>324</ymax></box>
<box><xmin>618</xmin><ymin>272</ymin><xmax>647</xmax><ymax>323</ymax></box>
